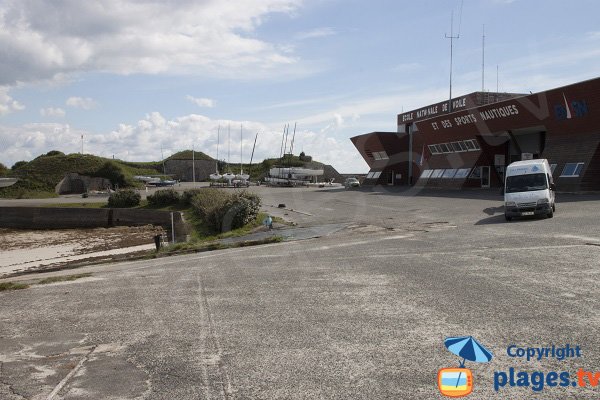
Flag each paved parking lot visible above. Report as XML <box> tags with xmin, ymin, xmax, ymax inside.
<box><xmin>1</xmin><ymin>186</ymin><xmax>599</xmax><ymax>399</ymax></box>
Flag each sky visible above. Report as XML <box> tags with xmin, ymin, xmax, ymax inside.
<box><xmin>1</xmin><ymin>0</ymin><xmax>600</xmax><ymax>173</ymax></box>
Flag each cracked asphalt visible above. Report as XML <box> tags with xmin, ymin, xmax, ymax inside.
<box><xmin>1</xmin><ymin>186</ymin><xmax>599</xmax><ymax>399</ymax></box>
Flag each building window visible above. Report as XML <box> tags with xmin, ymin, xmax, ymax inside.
<box><xmin>428</xmin><ymin>145</ymin><xmax>440</xmax><ymax>155</ymax></box>
<box><xmin>440</xmin><ymin>143</ymin><xmax>451</xmax><ymax>153</ymax></box>
<box><xmin>560</xmin><ymin>162</ymin><xmax>584</xmax><ymax>177</ymax></box>
<box><xmin>451</xmin><ymin>142</ymin><xmax>464</xmax><ymax>152</ymax></box>
<box><xmin>372</xmin><ymin>171</ymin><xmax>382</xmax><ymax>179</ymax></box>
<box><xmin>431</xmin><ymin>169</ymin><xmax>445</xmax><ymax>178</ymax></box>
<box><xmin>372</xmin><ymin>151</ymin><xmax>389</xmax><ymax>160</ymax></box>
<box><xmin>550</xmin><ymin>164</ymin><xmax>557</xmax><ymax>175</ymax></box>
<box><xmin>464</xmin><ymin>140</ymin><xmax>480</xmax><ymax>151</ymax></box>
<box><xmin>454</xmin><ymin>168</ymin><xmax>471</xmax><ymax>179</ymax></box>
<box><xmin>469</xmin><ymin>167</ymin><xmax>482</xmax><ymax>179</ymax></box>
<box><xmin>420</xmin><ymin>169</ymin><xmax>433</xmax><ymax>179</ymax></box>
<box><xmin>458</xmin><ymin>141</ymin><xmax>469</xmax><ymax>151</ymax></box>
<box><xmin>442</xmin><ymin>169</ymin><xmax>457</xmax><ymax>178</ymax></box>
<box><xmin>366</xmin><ymin>172</ymin><xmax>374</xmax><ymax>179</ymax></box>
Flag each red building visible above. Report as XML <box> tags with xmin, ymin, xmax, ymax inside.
<box><xmin>351</xmin><ymin>77</ymin><xmax>600</xmax><ymax>191</ymax></box>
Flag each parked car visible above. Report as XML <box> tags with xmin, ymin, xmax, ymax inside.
<box><xmin>344</xmin><ymin>177</ymin><xmax>360</xmax><ymax>188</ymax></box>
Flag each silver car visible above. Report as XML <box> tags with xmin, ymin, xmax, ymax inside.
<box><xmin>344</xmin><ymin>177</ymin><xmax>360</xmax><ymax>188</ymax></box>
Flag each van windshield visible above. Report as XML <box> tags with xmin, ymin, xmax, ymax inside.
<box><xmin>505</xmin><ymin>173</ymin><xmax>548</xmax><ymax>193</ymax></box>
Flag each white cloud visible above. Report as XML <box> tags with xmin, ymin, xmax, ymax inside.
<box><xmin>66</xmin><ymin>96</ymin><xmax>97</xmax><ymax>110</ymax></box>
<box><xmin>186</xmin><ymin>95</ymin><xmax>215</xmax><ymax>108</ymax></box>
<box><xmin>295</xmin><ymin>27</ymin><xmax>336</xmax><ymax>40</ymax></box>
<box><xmin>0</xmin><ymin>0</ymin><xmax>304</xmax><ymax>86</ymax></box>
<box><xmin>0</xmin><ymin>111</ymin><xmax>367</xmax><ymax>173</ymax></box>
<box><xmin>0</xmin><ymin>87</ymin><xmax>25</xmax><ymax>115</ymax></box>
<box><xmin>40</xmin><ymin>107</ymin><xmax>66</xmax><ymax>118</ymax></box>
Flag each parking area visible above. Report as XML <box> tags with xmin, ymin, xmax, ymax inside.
<box><xmin>1</xmin><ymin>187</ymin><xmax>599</xmax><ymax>399</ymax></box>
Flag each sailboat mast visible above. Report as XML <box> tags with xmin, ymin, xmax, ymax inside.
<box><xmin>228</xmin><ymin>124</ymin><xmax>231</xmax><ymax>172</ymax></box>
<box><xmin>248</xmin><ymin>131</ymin><xmax>258</xmax><ymax>180</ymax></box>
<box><xmin>240</xmin><ymin>124</ymin><xmax>243</xmax><ymax>174</ymax></box>
<box><xmin>290</xmin><ymin>122</ymin><xmax>297</xmax><ymax>156</ymax></box>
<box><xmin>249</xmin><ymin>132</ymin><xmax>258</xmax><ymax>166</ymax></box>
<box><xmin>216</xmin><ymin>125</ymin><xmax>220</xmax><ymax>173</ymax></box>
<box><xmin>192</xmin><ymin>144</ymin><xmax>195</xmax><ymax>183</ymax></box>
<box><xmin>279</xmin><ymin>123</ymin><xmax>287</xmax><ymax>160</ymax></box>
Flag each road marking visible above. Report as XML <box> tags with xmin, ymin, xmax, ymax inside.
<box><xmin>47</xmin><ymin>345</ymin><xmax>97</xmax><ymax>400</ymax></box>
<box><xmin>197</xmin><ymin>276</ymin><xmax>234</xmax><ymax>399</ymax></box>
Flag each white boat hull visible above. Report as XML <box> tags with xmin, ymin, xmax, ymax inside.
<box><xmin>0</xmin><ymin>178</ymin><xmax>18</xmax><ymax>188</ymax></box>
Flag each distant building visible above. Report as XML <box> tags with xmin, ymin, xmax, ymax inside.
<box><xmin>351</xmin><ymin>77</ymin><xmax>600</xmax><ymax>191</ymax></box>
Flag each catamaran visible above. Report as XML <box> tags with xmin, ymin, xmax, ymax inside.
<box><xmin>264</xmin><ymin>123</ymin><xmax>324</xmax><ymax>186</ymax></box>
<box><xmin>235</xmin><ymin>124</ymin><xmax>250</xmax><ymax>184</ymax></box>
<box><xmin>0</xmin><ymin>178</ymin><xmax>18</xmax><ymax>188</ymax></box>
<box><xmin>209</xmin><ymin>125</ymin><xmax>223</xmax><ymax>181</ymax></box>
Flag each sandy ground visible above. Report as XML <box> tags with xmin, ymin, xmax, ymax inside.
<box><xmin>0</xmin><ymin>225</ymin><xmax>166</xmax><ymax>277</ymax></box>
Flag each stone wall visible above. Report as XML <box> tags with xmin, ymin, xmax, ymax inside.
<box><xmin>55</xmin><ymin>173</ymin><xmax>112</xmax><ymax>194</ymax></box>
<box><xmin>0</xmin><ymin>207</ymin><xmax>188</xmax><ymax>241</ymax></box>
<box><xmin>165</xmin><ymin>160</ymin><xmax>216</xmax><ymax>182</ymax></box>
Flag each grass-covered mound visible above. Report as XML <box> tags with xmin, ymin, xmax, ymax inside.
<box><xmin>0</xmin><ymin>152</ymin><xmax>161</xmax><ymax>198</ymax></box>
<box><xmin>167</xmin><ymin>150</ymin><xmax>214</xmax><ymax>161</ymax></box>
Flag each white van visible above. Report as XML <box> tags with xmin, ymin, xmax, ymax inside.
<box><xmin>504</xmin><ymin>159</ymin><xmax>556</xmax><ymax>221</ymax></box>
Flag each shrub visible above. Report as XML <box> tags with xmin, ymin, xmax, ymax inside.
<box><xmin>44</xmin><ymin>150</ymin><xmax>65</xmax><ymax>157</ymax></box>
<box><xmin>190</xmin><ymin>189</ymin><xmax>261</xmax><ymax>233</ymax></box>
<box><xmin>190</xmin><ymin>188</ymin><xmax>231</xmax><ymax>232</ymax></box>
<box><xmin>147</xmin><ymin>188</ymin><xmax>180</xmax><ymax>207</ymax></box>
<box><xmin>181</xmin><ymin>189</ymin><xmax>204</xmax><ymax>206</ymax></box>
<box><xmin>11</xmin><ymin>161</ymin><xmax>28</xmax><ymax>170</ymax></box>
<box><xmin>108</xmin><ymin>189</ymin><xmax>141</xmax><ymax>208</ymax></box>
<box><xmin>92</xmin><ymin>161</ymin><xmax>126</xmax><ymax>188</ymax></box>
<box><xmin>221</xmin><ymin>191</ymin><xmax>261</xmax><ymax>232</ymax></box>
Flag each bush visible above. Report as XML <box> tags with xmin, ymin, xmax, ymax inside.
<box><xmin>221</xmin><ymin>191</ymin><xmax>261</xmax><ymax>232</ymax></box>
<box><xmin>190</xmin><ymin>189</ymin><xmax>261</xmax><ymax>233</ymax></box>
<box><xmin>92</xmin><ymin>161</ymin><xmax>126</xmax><ymax>188</ymax></box>
<box><xmin>44</xmin><ymin>150</ymin><xmax>65</xmax><ymax>157</ymax></box>
<box><xmin>11</xmin><ymin>161</ymin><xmax>28</xmax><ymax>170</ymax></box>
<box><xmin>181</xmin><ymin>189</ymin><xmax>204</xmax><ymax>206</ymax></box>
<box><xmin>147</xmin><ymin>188</ymin><xmax>180</xmax><ymax>207</ymax></box>
<box><xmin>108</xmin><ymin>189</ymin><xmax>141</xmax><ymax>208</ymax></box>
<box><xmin>0</xmin><ymin>163</ymin><xmax>8</xmax><ymax>177</ymax></box>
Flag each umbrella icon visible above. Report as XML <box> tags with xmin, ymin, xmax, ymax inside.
<box><xmin>445</xmin><ymin>336</ymin><xmax>493</xmax><ymax>367</ymax></box>
<box><xmin>444</xmin><ymin>336</ymin><xmax>493</xmax><ymax>389</ymax></box>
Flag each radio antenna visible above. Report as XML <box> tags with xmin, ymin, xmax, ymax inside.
<box><xmin>482</xmin><ymin>24</ymin><xmax>485</xmax><ymax>93</ymax></box>
<box><xmin>445</xmin><ymin>10</ymin><xmax>460</xmax><ymax>112</ymax></box>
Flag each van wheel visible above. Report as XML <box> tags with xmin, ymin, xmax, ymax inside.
<box><xmin>547</xmin><ymin>210</ymin><xmax>554</xmax><ymax>218</ymax></box>
<box><xmin>505</xmin><ymin>214</ymin><xmax>512</xmax><ymax>222</ymax></box>
<box><xmin>552</xmin><ymin>203</ymin><xmax>556</xmax><ymax>212</ymax></box>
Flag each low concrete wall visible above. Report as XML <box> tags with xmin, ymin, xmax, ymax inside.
<box><xmin>0</xmin><ymin>207</ymin><xmax>188</xmax><ymax>241</ymax></box>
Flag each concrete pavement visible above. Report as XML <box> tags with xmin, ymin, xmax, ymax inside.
<box><xmin>1</xmin><ymin>187</ymin><xmax>599</xmax><ymax>399</ymax></box>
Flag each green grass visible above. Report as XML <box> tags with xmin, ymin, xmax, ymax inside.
<box><xmin>37</xmin><ymin>273</ymin><xmax>92</xmax><ymax>285</ymax></box>
<box><xmin>0</xmin><ymin>153</ymin><xmax>160</xmax><ymax>199</ymax></box>
<box><xmin>0</xmin><ymin>282</ymin><xmax>30</xmax><ymax>291</ymax></box>
<box><xmin>160</xmin><ymin>234</ymin><xmax>283</xmax><ymax>255</ymax></box>
<box><xmin>40</xmin><ymin>202</ymin><xmax>107</xmax><ymax>208</ymax></box>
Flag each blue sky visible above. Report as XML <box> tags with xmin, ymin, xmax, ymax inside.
<box><xmin>1</xmin><ymin>0</ymin><xmax>599</xmax><ymax>173</ymax></box>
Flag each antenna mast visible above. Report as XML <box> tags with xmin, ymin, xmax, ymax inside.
<box><xmin>445</xmin><ymin>0</ymin><xmax>463</xmax><ymax>112</ymax></box>
<box><xmin>482</xmin><ymin>24</ymin><xmax>485</xmax><ymax>93</ymax></box>
<box><xmin>445</xmin><ymin>11</ymin><xmax>459</xmax><ymax>112</ymax></box>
